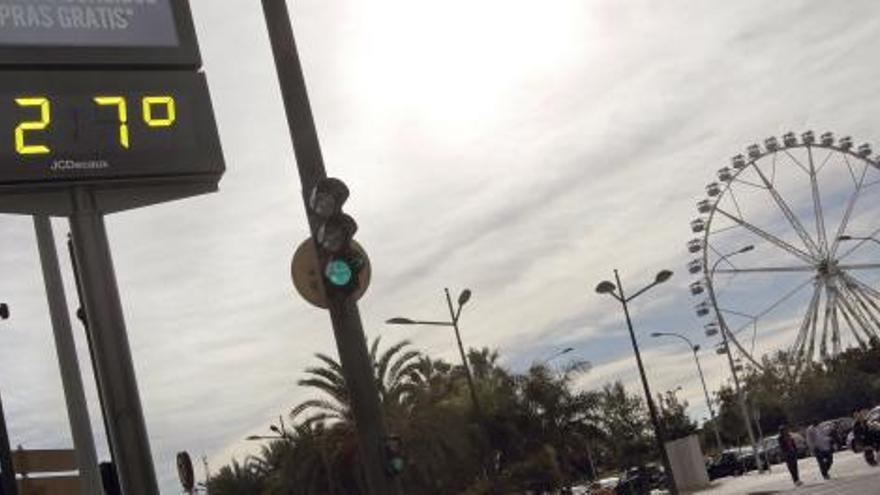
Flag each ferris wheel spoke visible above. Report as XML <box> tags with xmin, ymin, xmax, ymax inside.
<box><xmin>836</xmin><ymin>299</ymin><xmax>868</xmax><ymax>350</ymax></box>
<box><xmin>838</xmin><ymin>263</ymin><xmax>880</xmax><ymax>271</ymax></box>
<box><xmin>830</xmin><ymin>162</ymin><xmax>870</xmax><ymax>257</ymax></box>
<box><xmin>726</xmin><ymin>187</ymin><xmax>746</xmax><ymax>221</ymax></box>
<box><xmin>815</xmin><ymin>148</ymin><xmax>835</xmax><ymax>174</ymax></box>
<box><xmin>809</xmin><ymin>287</ymin><xmax>832</xmax><ymax>362</ymax></box>
<box><xmin>782</xmin><ymin>149</ymin><xmax>811</xmax><ymax>176</ymax></box>
<box><xmin>841</xmin><ymin>282</ymin><xmax>880</xmax><ymax>337</ymax></box>
<box><xmin>715</xmin><ymin>265</ymin><xmax>815</xmax><ymax>274</ymax></box>
<box><xmin>838</xmin><ymin>225</ymin><xmax>880</xmax><ymax>262</ymax></box>
<box><xmin>792</xmin><ymin>282</ymin><xmax>821</xmax><ymax>360</ymax></box>
<box><xmin>724</xmin><ymin>277</ymin><xmax>815</xmax><ymax>339</ymax></box>
<box><xmin>715</xmin><ymin>207</ymin><xmax>816</xmax><ymax>264</ymax></box>
<box><xmin>839</xmin><ymin>272</ymin><xmax>880</xmax><ymax>301</ymax></box>
<box><xmin>806</xmin><ymin>147</ymin><xmax>830</xmax><ymax>255</ymax></box>
<box><xmin>731</xmin><ymin>177</ymin><xmax>767</xmax><ymax>190</ymax></box>
<box><xmin>751</xmin><ymin>162</ymin><xmax>822</xmax><ymax>257</ymax></box>
<box><xmin>833</xmin><ymin>284</ymin><xmax>872</xmax><ymax>347</ymax></box>
<box><xmin>724</xmin><ymin>328</ymin><xmax>763</xmax><ymax>369</ymax></box>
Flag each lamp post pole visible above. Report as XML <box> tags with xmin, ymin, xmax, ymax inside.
<box><xmin>838</xmin><ymin>235</ymin><xmax>880</xmax><ymax>247</ymax></box>
<box><xmin>651</xmin><ymin>332</ymin><xmax>723</xmax><ymax>453</ymax></box>
<box><xmin>387</xmin><ymin>288</ymin><xmax>496</xmax><ymax>485</ymax></box>
<box><xmin>708</xmin><ymin>246</ymin><xmax>763</xmax><ymax>472</ymax></box>
<box><xmin>443</xmin><ymin>288</ymin><xmax>485</xmax><ymax>424</ymax></box>
<box><xmin>388</xmin><ymin>289</ymin><xmax>484</xmax><ymax>425</ymax></box>
<box><xmin>596</xmin><ymin>269</ymin><xmax>678</xmax><ymax>495</ymax></box>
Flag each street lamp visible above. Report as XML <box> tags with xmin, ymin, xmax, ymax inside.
<box><xmin>838</xmin><ymin>235</ymin><xmax>880</xmax><ymax>246</ymax></box>
<box><xmin>539</xmin><ymin>347</ymin><xmax>575</xmax><ymax>366</ymax></box>
<box><xmin>596</xmin><ymin>269</ymin><xmax>678</xmax><ymax>495</ymax></box>
<box><xmin>707</xmin><ymin>245</ymin><xmax>764</xmax><ymax>472</ymax></box>
<box><xmin>650</xmin><ymin>331</ymin><xmax>723</xmax><ymax>453</ymax></box>
<box><xmin>386</xmin><ymin>288</ymin><xmax>486</xmax><ymax>430</ymax></box>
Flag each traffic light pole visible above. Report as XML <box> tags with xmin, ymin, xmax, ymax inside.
<box><xmin>261</xmin><ymin>2</ymin><xmax>402</xmax><ymax>494</ymax></box>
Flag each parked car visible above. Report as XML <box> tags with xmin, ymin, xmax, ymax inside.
<box><xmin>819</xmin><ymin>417</ymin><xmax>854</xmax><ymax>451</ymax></box>
<box><xmin>761</xmin><ymin>437</ymin><xmax>781</xmax><ymax>464</ymax></box>
<box><xmin>587</xmin><ymin>476</ymin><xmax>618</xmax><ymax>495</ymax></box>
<box><xmin>737</xmin><ymin>447</ymin><xmax>769</xmax><ymax>472</ymax></box>
<box><xmin>792</xmin><ymin>432</ymin><xmax>809</xmax><ymax>458</ymax></box>
<box><xmin>706</xmin><ymin>450</ymin><xmax>744</xmax><ymax>480</ymax></box>
<box><xmin>848</xmin><ymin>406</ymin><xmax>880</xmax><ymax>452</ymax></box>
<box><xmin>614</xmin><ymin>465</ymin><xmax>665</xmax><ymax>494</ymax></box>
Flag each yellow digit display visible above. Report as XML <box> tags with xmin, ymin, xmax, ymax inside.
<box><xmin>143</xmin><ymin>96</ymin><xmax>176</xmax><ymax>128</ymax></box>
<box><xmin>94</xmin><ymin>96</ymin><xmax>130</xmax><ymax>149</ymax></box>
<box><xmin>15</xmin><ymin>97</ymin><xmax>51</xmax><ymax>155</ymax></box>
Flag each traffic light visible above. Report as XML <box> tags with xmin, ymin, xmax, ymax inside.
<box><xmin>308</xmin><ymin>178</ymin><xmax>366</xmax><ymax>294</ymax></box>
<box><xmin>384</xmin><ymin>435</ymin><xmax>405</xmax><ymax>476</ymax></box>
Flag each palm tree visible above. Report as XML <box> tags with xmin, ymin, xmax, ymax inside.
<box><xmin>292</xmin><ymin>337</ymin><xmax>423</xmax><ymax>424</ymax></box>
<box><xmin>206</xmin><ymin>458</ymin><xmax>265</xmax><ymax>495</ymax></box>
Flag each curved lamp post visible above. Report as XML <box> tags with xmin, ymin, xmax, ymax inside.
<box><xmin>651</xmin><ymin>331</ymin><xmax>723</xmax><ymax>453</ymax></box>
<box><xmin>596</xmin><ymin>269</ymin><xmax>678</xmax><ymax>495</ymax></box>
<box><xmin>386</xmin><ymin>288</ymin><xmax>483</xmax><ymax>423</ymax></box>
<box><xmin>709</xmin><ymin>245</ymin><xmax>763</xmax><ymax>471</ymax></box>
<box><xmin>539</xmin><ymin>347</ymin><xmax>575</xmax><ymax>366</ymax></box>
<box><xmin>838</xmin><ymin>234</ymin><xmax>880</xmax><ymax>246</ymax></box>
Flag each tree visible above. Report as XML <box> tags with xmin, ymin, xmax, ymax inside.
<box><xmin>206</xmin><ymin>458</ymin><xmax>265</xmax><ymax>495</ymax></box>
<box><xmin>657</xmin><ymin>389</ymin><xmax>697</xmax><ymax>440</ymax></box>
<box><xmin>595</xmin><ymin>381</ymin><xmax>652</xmax><ymax>470</ymax></box>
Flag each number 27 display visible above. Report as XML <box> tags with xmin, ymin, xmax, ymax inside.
<box><xmin>0</xmin><ymin>71</ymin><xmax>223</xmax><ymax>188</ymax></box>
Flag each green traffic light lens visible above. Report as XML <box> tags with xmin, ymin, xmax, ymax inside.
<box><xmin>325</xmin><ymin>259</ymin><xmax>353</xmax><ymax>287</ymax></box>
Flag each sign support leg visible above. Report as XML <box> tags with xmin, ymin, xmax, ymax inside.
<box><xmin>68</xmin><ymin>189</ymin><xmax>159</xmax><ymax>495</ymax></box>
<box><xmin>0</xmin><ymin>390</ymin><xmax>16</xmax><ymax>495</ymax></box>
<box><xmin>33</xmin><ymin>215</ymin><xmax>103</xmax><ymax>495</ymax></box>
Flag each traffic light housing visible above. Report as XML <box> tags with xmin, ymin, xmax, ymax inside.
<box><xmin>384</xmin><ymin>435</ymin><xmax>405</xmax><ymax>476</ymax></box>
<box><xmin>308</xmin><ymin>178</ymin><xmax>367</xmax><ymax>295</ymax></box>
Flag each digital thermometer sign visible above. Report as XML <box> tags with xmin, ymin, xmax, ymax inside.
<box><xmin>0</xmin><ymin>71</ymin><xmax>223</xmax><ymax>190</ymax></box>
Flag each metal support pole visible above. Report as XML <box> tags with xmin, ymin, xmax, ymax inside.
<box><xmin>33</xmin><ymin>216</ymin><xmax>102</xmax><ymax>495</ymax></box>
<box><xmin>68</xmin><ymin>235</ymin><xmax>117</xmax><ymax>470</ymax></box>
<box><xmin>614</xmin><ymin>270</ymin><xmax>679</xmax><ymax>495</ymax></box>
<box><xmin>0</xmin><ymin>390</ymin><xmax>16</xmax><ymax>495</ymax></box>
<box><xmin>261</xmin><ymin>2</ymin><xmax>401</xmax><ymax>493</ymax></box>
<box><xmin>709</xmin><ymin>253</ymin><xmax>762</xmax><ymax>473</ymax></box>
<box><xmin>444</xmin><ymin>289</ymin><xmax>484</xmax><ymax>423</ymax></box>
<box><xmin>691</xmin><ymin>348</ymin><xmax>723</xmax><ymax>453</ymax></box>
<box><xmin>719</xmin><ymin>321</ymin><xmax>762</xmax><ymax>472</ymax></box>
<box><xmin>68</xmin><ymin>189</ymin><xmax>159</xmax><ymax>494</ymax></box>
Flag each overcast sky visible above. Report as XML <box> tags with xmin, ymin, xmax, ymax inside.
<box><xmin>1</xmin><ymin>0</ymin><xmax>880</xmax><ymax>492</ymax></box>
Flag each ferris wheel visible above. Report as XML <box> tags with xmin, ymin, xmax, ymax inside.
<box><xmin>687</xmin><ymin>131</ymin><xmax>880</xmax><ymax>370</ymax></box>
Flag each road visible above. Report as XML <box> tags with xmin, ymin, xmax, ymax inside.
<box><xmin>696</xmin><ymin>450</ymin><xmax>880</xmax><ymax>494</ymax></box>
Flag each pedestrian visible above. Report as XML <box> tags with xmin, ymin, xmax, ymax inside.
<box><xmin>779</xmin><ymin>425</ymin><xmax>802</xmax><ymax>486</ymax></box>
<box><xmin>806</xmin><ymin>423</ymin><xmax>833</xmax><ymax>479</ymax></box>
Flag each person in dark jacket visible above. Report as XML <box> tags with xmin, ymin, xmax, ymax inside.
<box><xmin>779</xmin><ymin>425</ymin><xmax>802</xmax><ymax>486</ymax></box>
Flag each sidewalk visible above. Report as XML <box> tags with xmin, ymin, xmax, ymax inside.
<box><xmin>690</xmin><ymin>450</ymin><xmax>880</xmax><ymax>494</ymax></box>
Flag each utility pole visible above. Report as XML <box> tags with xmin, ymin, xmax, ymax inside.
<box><xmin>261</xmin><ymin>2</ymin><xmax>401</xmax><ymax>494</ymax></box>
<box><xmin>33</xmin><ymin>216</ymin><xmax>102</xmax><ymax>495</ymax></box>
